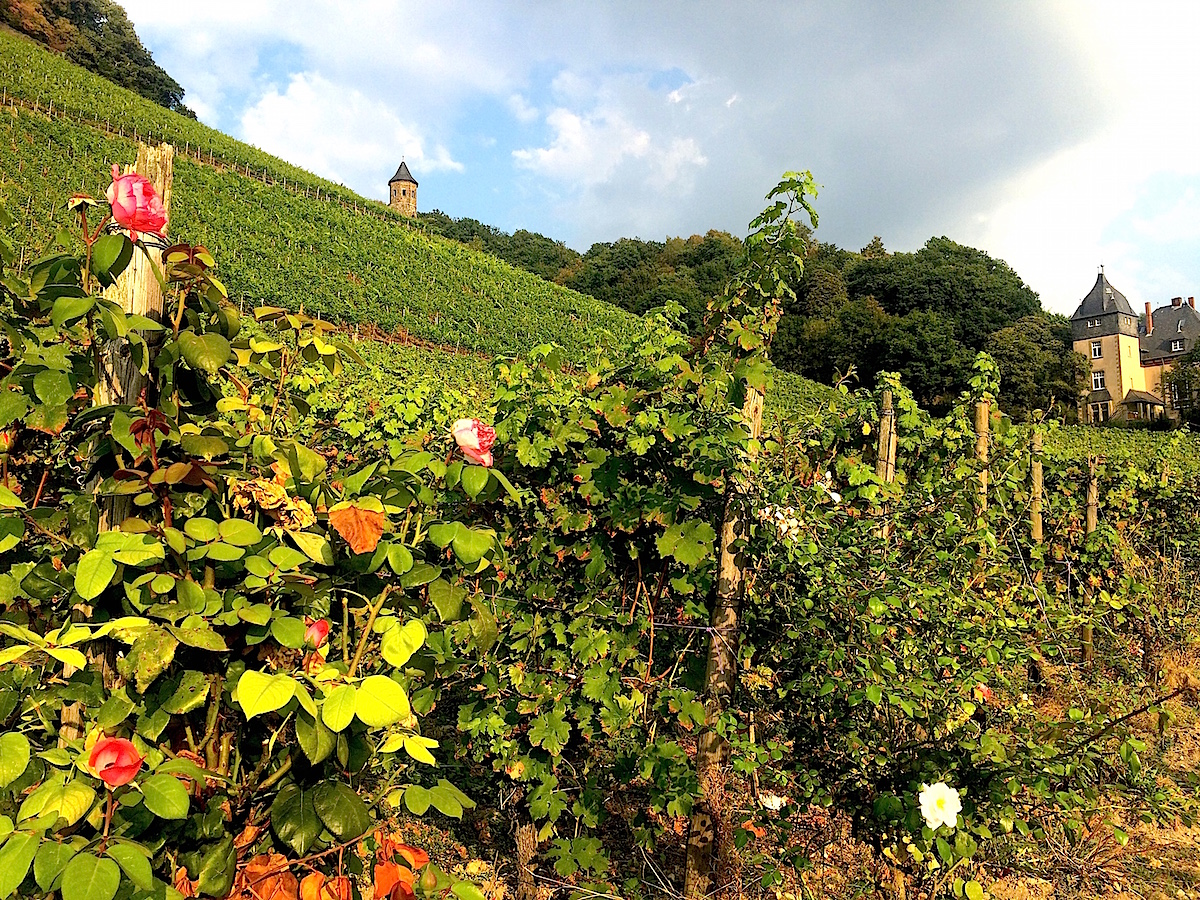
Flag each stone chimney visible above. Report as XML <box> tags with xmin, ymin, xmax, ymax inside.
<box><xmin>1171</xmin><ymin>296</ymin><xmax>1183</xmax><ymax>307</ymax></box>
<box><xmin>1145</xmin><ymin>301</ymin><xmax>1153</xmax><ymax>334</ymax></box>
<box><xmin>1190</xmin><ymin>297</ymin><xmax>1196</xmax><ymax>309</ymax></box>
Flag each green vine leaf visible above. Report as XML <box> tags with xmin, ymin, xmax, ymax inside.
<box><xmin>236</xmin><ymin>670</ymin><xmax>297</xmax><ymax>719</ymax></box>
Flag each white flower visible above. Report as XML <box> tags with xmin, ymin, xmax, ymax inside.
<box><xmin>918</xmin><ymin>782</ymin><xmax>961</xmax><ymax>831</ymax></box>
<box><xmin>758</xmin><ymin>792</ymin><xmax>788</xmax><ymax>811</ymax></box>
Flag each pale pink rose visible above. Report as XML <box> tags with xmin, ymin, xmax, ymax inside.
<box><xmin>452</xmin><ymin>418</ymin><xmax>495</xmax><ymax>468</ymax></box>
<box><xmin>106</xmin><ymin>165</ymin><xmax>168</xmax><ymax>243</ymax></box>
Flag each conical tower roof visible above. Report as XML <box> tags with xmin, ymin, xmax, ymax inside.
<box><xmin>389</xmin><ymin>161</ymin><xmax>418</xmax><ymax>186</ymax></box>
<box><xmin>1070</xmin><ymin>272</ymin><xmax>1134</xmax><ymax>320</ymax></box>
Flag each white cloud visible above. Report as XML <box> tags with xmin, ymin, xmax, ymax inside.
<box><xmin>507</xmin><ymin>94</ymin><xmax>539</xmax><ymax>124</ymax></box>
<box><xmin>241</xmin><ymin>73</ymin><xmax>461</xmax><ymax>198</ymax></box>
<box><xmin>513</xmin><ymin>108</ymin><xmax>651</xmax><ymax>183</ymax></box>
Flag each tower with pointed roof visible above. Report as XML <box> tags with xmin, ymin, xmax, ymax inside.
<box><xmin>388</xmin><ymin>161</ymin><xmax>418</xmax><ymax>217</ymax></box>
<box><xmin>1070</xmin><ymin>271</ymin><xmax>1148</xmax><ymax>423</ymax></box>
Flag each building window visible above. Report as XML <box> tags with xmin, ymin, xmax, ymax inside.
<box><xmin>1172</xmin><ymin>339</ymin><xmax>1185</xmax><ymax>352</ymax></box>
<box><xmin>1092</xmin><ymin>371</ymin><xmax>1106</xmax><ymax>391</ymax></box>
<box><xmin>1089</xmin><ymin>403</ymin><xmax>1109</xmax><ymax>423</ymax></box>
<box><xmin>1087</xmin><ymin>318</ymin><xmax>1101</xmax><ymax>328</ymax></box>
<box><xmin>1091</xmin><ymin>340</ymin><xmax>1102</xmax><ymax>359</ymax></box>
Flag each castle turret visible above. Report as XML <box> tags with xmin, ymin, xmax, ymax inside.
<box><xmin>1070</xmin><ymin>272</ymin><xmax>1147</xmax><ymax>423</ymax></box>
<box><xmin>388</xmin><ymin>161</ymin><xmax>418</xmax><ymax>217</ymax></box>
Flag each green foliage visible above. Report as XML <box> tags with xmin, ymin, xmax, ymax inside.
<box><xmin>987</xmin><ymin>314</ymin><xmax>1089</xmax><ymax>422</ymax></box>
<box><xmin>0</xmin><ymin>0</ymin><xmax>192</xmax><ymax>114</ymax></box>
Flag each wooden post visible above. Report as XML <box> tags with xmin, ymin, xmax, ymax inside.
<box><xmin>974</xmin><ymin>399</ymin><xmax>989</xmax><ymax>514</ymax></box>
<box><xmin>60</xmin><ymin>143</ymin><xmax>173</xmax><ymax>746</ymax></box>
<box><xmin>876</xmin><ymin>390</ymin><xmax>897</xmax><ymax>539</ymax></box>
<box><xmin>1081</xmin><ymin>457</ymin><xmax>1098</xmax><ymax>663</ymax></box>
<box><xmin>1030</xmin><ymin>431</ymin><xmax>1043</xmax><ymax>544</ymax></box>
<box><xmin>683</xmin><ymin>384</ymin><xmax>763</xmax><ymax>900</ymax></box>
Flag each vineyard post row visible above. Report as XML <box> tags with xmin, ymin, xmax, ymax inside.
<box><xmin>877</xmin><ymin>391</ymin><xmax>1106</xmax><ymax>667</ymax></box>
<box><xmin>0</xmin><ymin>86</ymin><xmax>428</xmax><ymax>236</ymax></box>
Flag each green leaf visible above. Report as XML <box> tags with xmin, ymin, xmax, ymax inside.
<box><xmin>60</xmin><ymin>853</ymin><xmax>120</xmax><ymax>900</ymax></box>
<box><xmin>34</xmin><ymin>840</ymin><xmax>78</xmax><ymax>891</ymax></box>
<box><xmin>403</xmin><ymin>735</ymin><xmax>438</xmax><ymax>765</ymax></box>
<box><xmin>104</xmin><ymin>843</ymin><xmax>153</xmax><ymax>891</ymax></box>
<box><xmin>403</xmin><ymin>785</ymin><xmax>431</xmax><ymax>815</ymax></box>
<box><xmin>312</xmin><ymin>781</ymin><xmax>371</xmax><ymax>841</ymax></box>
<box><xmin>355</xmin><ymin>675</ymin><xmax>411</xmax><ymax>728</ymax></box>
<box><xmin>217</xmin><ymin>518</ymin><xmax>262</xmax><ymax>547</ymax></box>
<box><xmin>193</xmin><ymin>835</ymin><xmax>235</xmax><ymax>898</ymax></box>
<box><xmin>179</xmin><ymin>434</ymin><xmax>228</xmax><ymax>459</ymax></box>
<box><xmin>400</xmin><ymin>562</ymin><xmax>441</xmax><ymax>588</ymax></box>
<box><xmin>50</xmin><ymin>294</ymin><xmax>96</xmax><ymax>326</ymax></box>
<box><xmin>177</xmin><ymin>332</ymin><xmax>232</xmax><ymax>376</ymax></box>
<box><xmin>291</xmin><ymin>531</ymin><xmax>334</xmax><ymax>565</ymax></box>
<box><xmin>96</xmin><ymin>689</ymin><xmax>135</xmax><ymax>729</ymax></box>
<box><xmin>964</xmin><ymin>881</ymin><xmax>984</xmax><ymax>900</ymax></box>
<box><xmin>296</xmin><ymin>712</ymin><xmax>336</xmax><ymax>765</ymax></box>
<box><xmin>271</xmin><ymin>617</ymin><xmax>307</xmax><ymax>649</ymax></box>
<box><xmin>452</xmin><ymin>883</ymin><xmax>487</xmax><ymax>900</ymax></box>
<box><xmin>0</xmin><ymin>518</ymin><xmax>22</xmax><ymax>554</ymax></box>
<box><xmin>380</xmin><ymin>620</ymin><xmax>426</xmax><ymax>668</ymax></box>
<box><xmin>528</xmin><ymin>709</ymin><xmax>571</xmax><ymax>756</ymax></box>
<box><xmin>91</xmin><ymin>233</ymin><xmax>133</xmax><ymax>288</ymax></box>
<box><xmin>162</xmin><ymin>671</ymin><xmax>210</xmax><ymax>715</ymax></box>
<box><xmin>461</xmin><ymin>466</ymin><xmax>490</xmax><ymax>499</ymax></box>
<box><xmin>386</xmin><ymin>544</ymin><xmax>414</xmax><ymax>575</ymax></box>
<box><xmin>451</xmin><ymin>527</ymin><xmax>494</xmax><ymax>564</ymax></box>
<box><xmin>0</xmin><ymin>733</ymin><xmax>31</xmax><ymax>788</ymax></box>
<box><xmin>33</xmin><ymin>370</ymin><xmax>73</xmax><ymax>407</ymax></box>
<box><xmin>236</xmin><ymin>670</ymin><xmax>296</xmax><ymax>719</ymax></box>
<box><xmin>271</xmin><ymin>786</ymin><xmax>321</xmax><ymax>856</ymax></box>
<box><xmin>428</xmin><ymin>578</ymin><xmax>465</xmax><ymax>622</ymax></box>
<box><xmin>427</xmin><ymin>784</ymin><xmax>463</xmax><ymax>818</ymax></box>
<box><xmin>183</xmin><ymin>517</ymin><xmax>219</xmax><ymax>542</ymax></box>
<box><xmin>656</xmin><ymin>520</ymin><xmax>717</xmax><ymax>567</ymax></box>
<box><xmin>141</xmin><ymin>774</ymin><xmax>190</xmax><ymax>820</ymax></box>
<box><xmin>75</xmin><ymin>549</ymin><xmax>117</xmax><ymax>601</ymax></box>
<box><xmin>322</xmin><ymin>684</ymin><xmax>357</xmax><ymax>732</ymax></box>
<box><xmin>0</xmin><ymin>830</ymin><xmax>38</xmax><ymax>899</ymax></box>
<box><xmin>116</xmin><ymin>626</ymin><xmax>178</xmax><ymax>693</ymax></box>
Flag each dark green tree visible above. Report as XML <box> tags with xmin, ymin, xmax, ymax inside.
<box><xmin>987</xmin><ymin>314</ymin><xmax>1088</xmax><ymax>422</ymax></box>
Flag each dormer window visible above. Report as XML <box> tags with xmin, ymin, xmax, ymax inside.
<box><xmin>1172</xmin><ymin>339</ymin><xmax>1185</xmax><ymax>352</ymax></box>
<box><xmin>1179</xmin><ymin>319</ymin><xmax>1185</xmax><ymax>333</ymax></box>
<box><xmin>1086</xmin><ymin>318</ymin><xmax>1102</xmax><ymax>328</ymax></box>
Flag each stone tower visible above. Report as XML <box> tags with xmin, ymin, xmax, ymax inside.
<box><xmin>388</xmin><ymin>161</ymin><xmax>418</xmax><ymax>217</ymax></box>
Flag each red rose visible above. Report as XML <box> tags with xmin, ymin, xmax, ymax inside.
<box><xmin>451</xmin><ymin>418</ymin><xmax>495</xmax><ymax>468</ymax></box>
<box><xmin>304</xmin><ymin>617</ymin><xmax>330</xmax><ymax>650</ymax></box>
<box><xmin>106</xmin><ymin>164</ymin><xmax>168</xmax><ymax>243</ymax></box>
<box><xmin>89</xmin><ymin>736</ymin><xmax>143</xmax><ymax>787</ymax></box>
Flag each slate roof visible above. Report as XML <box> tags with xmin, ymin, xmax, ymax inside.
<box><xmin>1070</xmin><ymin>272</ymin><xmax>1136</xmax><ymax>320</ymax></box>
<box><xmin>1141</xmin><ymin>301</ymin><xmax>1200</xmax><ymax>360</ymax></box>
<box><xmin>1086</xmin><ymin>389</ymin><xmax>1112</xmax><ymax>404</ymax></box>
<box><xmin>1120</xmin><ymin>389</ymin><xmax>1165</xmax><ymax>406</ymax></box>
<box><xmin>389</xmin><ymin>161</ymin><xmax>418</xmax><ymax>186</ymax></box>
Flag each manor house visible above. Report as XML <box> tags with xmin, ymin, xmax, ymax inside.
<box><xmin>1071</xmin><ymin>272</ymin><xmax>1199</xmax><ymax>423</ymax></box>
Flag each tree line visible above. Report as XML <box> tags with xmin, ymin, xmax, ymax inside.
<box><xmin>423</xmin><ymin>211</ymin><xmax>1088</xmax><ymax>420</ymax></box>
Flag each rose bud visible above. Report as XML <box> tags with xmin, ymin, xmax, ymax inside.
<box><xmin>304</xmin><ymin>617</ymin><xmax>331</xmax><ymax>650</ymax></box>
<box><xmin>89</xmin><ymin>736</ymin><xmax>144</xmax><ymax>788</ymax></box>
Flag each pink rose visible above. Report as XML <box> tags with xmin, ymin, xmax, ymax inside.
<box><xmin>89</xmin><ymin>736</ymin><xmax>144</xmax><ymax>787</ymax></box>
<box><xmin>452</xmin><ymin>418</ymin><xmax>495</xmax><ymax>468</ymax></box>
<box><xmin>304</xmin><ymin>617</ymin><xmax>330</xmax><ymax>650</ymax></box>
<box><xmin>106</xmin><ymin>165</ymin><xmax>168</xmax><ymax>243</ymax></box>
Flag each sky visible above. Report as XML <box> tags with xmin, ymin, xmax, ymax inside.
<box><xmin>121</xmin><ymin>1</ymin><xmax>1200</xmax><ymax>316</ymax></box>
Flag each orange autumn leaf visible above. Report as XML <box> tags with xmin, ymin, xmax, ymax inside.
<box><xmin>239</xmin><ymin>854</ymin><xmax>298</xmax><ymax>900</ymax></box>
<box><xmin>328</xmin><ymin>501</ymin><xmax>386</xmax><ymax>555</ymax></box>
<box><xmin>395</xmin><ymin>845</ymin><xmax>429</xmax><ymax>870</ymax></box>
<box><xmin>174</xmin><ymin>867</ymin><xmax>198</xmax><ymax>898</ymax></box>
<box><xmin>300</xmin><ymin>873</ymin><xmax>353</xmax><ymax>900</ymax></box>
<box><xmin>373</xmin><ymin>861</ymin><xmax>414</xmax><ymax>900</ymax></box>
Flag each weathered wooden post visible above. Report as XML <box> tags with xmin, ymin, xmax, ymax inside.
<box><xmin>1030</xmin><ymin>431</ymin><xmax>1043</xmax><ymax>544</ymax></box>
<box><xmin>974</xmin><ymin>399</ymin><xmax>989</xmax><ymax>515</ymax></box>
<box><xmin>60</xmin><ymin>143</ymin><xmax>173</xmax><ymax>745</ymax></box>
<box><xmin>876</xmin><ymin>390</ymin><xmax>897</xmax><ymax>538</ymax></box>
<box><xmin>1081</xmin><ymin>456</ymin><xmax>1099</xmax><ymax>664</ymax></box>
<box><xmin>684</xmin><ymin>384</ymin><xmax>764</xmax><ymax>900</ymax></box>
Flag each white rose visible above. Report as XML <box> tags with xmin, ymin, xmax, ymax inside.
<box><xmin>918</xmin><ymin>782</ymin><xmax>961</xmax><ymax>831</ymax></box>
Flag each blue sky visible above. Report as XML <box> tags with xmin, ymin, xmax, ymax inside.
<box><xmin>122</xmin><ymin>1</ymin><xmax>1200</xmax><ymax>316</ymax></box>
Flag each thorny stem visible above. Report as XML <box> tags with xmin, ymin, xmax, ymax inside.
<box><xmin>98</xmin><ymin>788</ymin><xmax>115</xmax><ymax>853</ymax></box>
